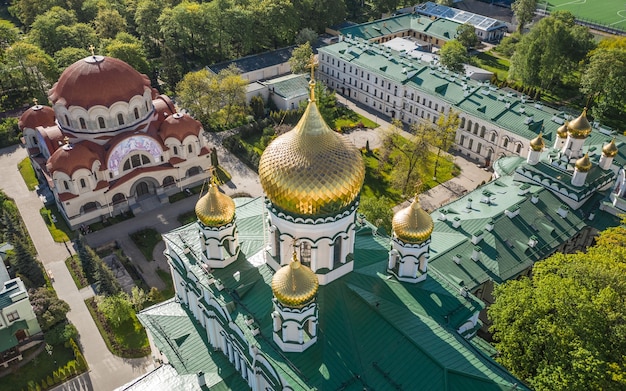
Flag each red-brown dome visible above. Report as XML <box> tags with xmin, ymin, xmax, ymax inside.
<box><xmin>19</xmin><ymin>105</ymin><xmax>56</xmax><ymax>130</ymax></box>
<box><xmin>159</xmin><ymin>113</ymin><xmax>202</xmax><ymax>142</ymax></box>
<box><xmin>47</xmin><ymin>142</ymin><xmax>100</xmax><ymax>175</ymax></box>
<box><xmin>49</xmin><ymin>56</ymin><xmax>151</xmax><ymax>109</ymax></box>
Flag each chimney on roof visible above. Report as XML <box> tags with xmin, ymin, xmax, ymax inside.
<box><xmin>471</xmin><ymin>246</ymin><xmax>481</xmax><ymax>262</ymax></box>
<box><xmin>557</xmin><ymin>205</ymin><xmax>569</xmax><ymax>218</ymax></box>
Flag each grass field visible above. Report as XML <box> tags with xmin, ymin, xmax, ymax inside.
<box><xmin>543</xmin><ymin>0</ymin><xmax>626</xmax><ymax>31</ymax></box>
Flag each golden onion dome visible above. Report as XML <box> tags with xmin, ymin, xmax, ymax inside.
<box><xmin>557</xmin><ymin>122</ymin><xmax>569</xmax><ymax>138</ymax></box>
<box><xmin>575</xmin><ymin>153</ymin><xmax>592</xmax><ymax>172</ymax></box>
<box><xmin>392</xmin><ymin>196</ymin><xmax>434</xmax><ymax>244</ymax></box>
<box><xmin>271</xmin><ymin>252</ymin><xmax>319</xmax><ymax>307</ymax></box>
<box><xmin>567</xmin><ymin>108</ymin><xmax>592</xmax><ymax>139</ymax></box>
<box><xmin>258</xmin><ymin>84</ymin><xmax>365</xmax><ymax>217</ymax></box>
<box><xmin>195</xmin><ymin>184</ymin><xmax>235</xmax><ymax>227</ymax></box>
<box><xmin>602</xmin><ymin>138</ymin><xmax>618</xmax><ymax>158</ymax></box>
<box><xmin>530</xmin><ymin>132</ymin><xmax>545</xmax><ymax>151</ymax></box>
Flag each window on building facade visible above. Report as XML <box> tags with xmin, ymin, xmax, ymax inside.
<box><xmin>516</xmin><ymin>143</ymin><xmax>522</xmax><ymax>154</ymax></box>
<box><xmin>80</xmin><ymin>178</ymin><xmax>86</xmax><ymax>188</ymax></box>
<box><xmin>300</xmin><ymin>242</ymin><xmax>311</xmax><ymax>266</ymax></box>
<box><xmin>64</xmin><ymin>115</ymin><xmax>70</xmax><ymax>126</ymax></box>
<box><xmin>480</xmin><ymin>126</ymin><xmax>486</xmax><ymax>138</ymax></box>
<box><xmin>491</xmin><ymin>132</ymin><xmax>497</xmax><ymax>142</ymax></box>
<box><xmin>98</xmin><ymin>117</ymin><xmax>105</xmax><ymax>129</ymax></box>
<box><xmin>117</xmin><ymin>113</ymin><xmax>124</xmax><ymax>125</ymax></box>
<box><xmin>7</xmin><ymin>311</ymin><xmax>19</xmax><ymax>322</ymax></box>
<box><xmin>503</xmin><ymin>138</ymin><xmax>509</xmax><ymax>148</ymax></box>
<box><xmin>79</xmin><ymin>118</ymin><xmax>86</xmax><ymax>129</ymax></box>
<box><xmin>63</xmin><ymin>181</ymin><xmax>69</xmax><ymax>191</ymax></box>
<box><xmin>188</xmin><ymin>144</ymin><xmax>193</xmax><ymax>153</ymax></box>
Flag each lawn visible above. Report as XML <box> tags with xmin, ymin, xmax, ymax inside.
<box><xmin>40</xmin><ymin>206</ymin><xmax>73</xmax><ymax>242</ymax></box>
<box><xmin>130</xmin><ymin>228</ymin><xmax>162</xmax><ymax>261</ymax></box>
<box><xmin>18</xmin><ymin>157</ymin><xmax>38</xmax><ymax>190</ymax></box>
<box><xmin>334</xmin><ymin>113</ymin><xmax>378</xmax><ymax>131</ymax></box>
<box><xmin>86</xmin><ymin>298</ymin><xmax>150</xmax><ymax>358</ymax></box>
<box><xmin>0</xmin><ymin>343</ymin><xmax>76</xmax><ymax>391</ymax></box>
<box><xmin>545</xmin><ymin>0</ymin><xmax>626</xmax><ymax>31</ymax></box>
<box><xmin>156</xmin><ymin>267</ymin><xmax>175</xmax><ymax>300</ymax></box>
<box><xmin>473</xmin><ymin>51</ymin><xmax>510</xmax><ymax>81</ymax></box>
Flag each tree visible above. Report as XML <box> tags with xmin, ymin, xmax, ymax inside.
<box><xmin>495</xmin><ymin>32</ymin><xmax>521</xmax><ymax>57</ymax></box>
<box><xmin>289</xmin><ymin>42</ymin><xmax>313</xmax><ymax>74</ymax></box>
<box><xmin>580</xmin><ymin>43</ymin><xmax>626</xmax><ymax>123</ymax></box>
<box><xmin>129</xmin><ymin>286</ymin><xmax>148</xmax><ymax>312</ymax></box>
<box><xmin>433</xmin><ymin>110</ymin><xmax>459</xmax><ymax>179</ymax></box>
<box><xmin>250</xmin><ymin>95</ymin><xmax>265</xmax><ymax>120</ymax></box>
<box><xmin>96</xmin><ymin>293</ymin><xmax>133</xmax><ymax>327</ymax></box>
<box><xmin>134</xmin><ymin>0</ymin><xmax>167</xmax><ymax>56</ymax></box>
<box><xmin>0</xmin><ymin>20</ymin><xmax>21</xmax><ymax>53</ymax></box>
<box><xmin>44</xmin><ymin>322</ymin><xmax>78</xmax><ymax>345</ymax></box>
<box><xmin>7</xmin><ymin>238</ymin><xmax>45</xmax><ymax>288</ymax></box>
<box><xmin>94</xmin><ymin>8</ymin><xmax>128</xmax><ymax>39</ymax></box>
<box><xmin>30</xmin><ymin>288</ymin><xmax>71</xmax><ymax>331</ymax></box>
<box><xmin>217</xmin><ymin>65</ymin><xmax>248</xmax><ymax>127</ymax></box>
<box><xmin>74</xmin><ymin>236</ymin><xmax>97</xmax><ymax>283</ymax></box>
<box><xmin>439</xmin><ymin>40</ymin><xmax>468</xmax><ymax>74</ymax></box>
<box><xmin>359</xmin><ymin>196</ymin><xmax>393</xmax><ymax>234</ymax></box>
<box><xmin>104</xmin><ymin>33</ymin><xmax>150</xmax><ymax>74</ymax></box>
<box><xmin>509</xmin><ymin>11</ymin><xmax>594</xmax><ymax>89</ymax></box>
<box><xmin>456</xmin><ymin>23</ymin><xmax>478</xmax><ymax>51</ymax></box>
<box><xmin>94</xmin><ymin>260</ymin><xmax>121</xmax><ymax>296</ymax></box>
<box><xmin>54</xmin><ymin>47</ymin><xmax>90</xmax><ymax>70</ymax></box>
<box><xmin>381</xmin><ymin>120</ymin><xmax>431</xmax><ymax>195</ymax></box>
<box><xmin>296</xmin><ymin>28</ymin><xmax>318</xmax><ymax>46</ymax></box>
<box><xmin>27</xmin><ymin>7</ymin><xmax>78</xmax><ymax>55</ymax></box>
<box><xmin>511</xmin><ymin>0</ymin><xmax>537</xmax><ymax>33</ymax></box>
<box><xmin>488</xmin><ymin>225</ymin><xmax>626</xmax><ymax>390</ymax></box>
<box><xmin>8</xmin><ymin>0</ymin><xmax>64</xmax><ymax>27</ymax></box>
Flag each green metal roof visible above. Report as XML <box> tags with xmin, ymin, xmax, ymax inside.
<box><xmin>318</xmin><ymin>40</ymin><xmax>626</xmax><ymax>151</ymax></box>
<box><xmin>428</xmin><ymin>174</ymin><xmax>588</xmax><ymax>292</ymax></box>
<box><xmin>263</xmin><ymin>74</ymin><xmax>309</xmax><ymax>100</ymax></box>
<box><xmin>0</xmin><ymin>319</ymin><xmax>27</xmax><ymax>352</ymax></box>
<box><xmin>340</xmin><ymin>13</ymin><xmax>458</xmax><ymax>42</ymax></box>
<box><xmin>147</xmin><ymin>197</ymin><xmax>528</xmax><ymax>390</ymax></box>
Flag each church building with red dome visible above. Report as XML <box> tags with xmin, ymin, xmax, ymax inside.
<box><xmin>19</xmin><ymin>54</ymin><xmax>212</xmax><ymax>229</ymax></box>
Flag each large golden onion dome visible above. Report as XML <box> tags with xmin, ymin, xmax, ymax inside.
<box><xmin>271</xmin><ymin>252</ymin><xmax>319</xmax><ymax>307</ymax></box>
<box><xmin>557</xmin><ymin>122</ymin><xmax>568</xmax><ymax>138</ymax></box>
<box><xmin>602</xmin><ymin>138</ymin><xmax>618</xmax><ymax>157</ymax></box>
<box><xmin>392</xmin><ymin>196</ymin><xmax>434</xmax><ymax>244</ymax></box>
<box><xmin>258</xmin><ymin>82</ymin><xmax>365</xmax><ymax>216</ymax></box>
<box><xmin>575</xmin><ymin>153</ymin><xmax>592</xmax><ymax>172</ymax></box>
<box><xmin>567</xmin><ymin>108</ymin><xmax>592</xmax><ymax>139</ymax></box>
<box><xmin>530</xmin><ymin>132</ymin><xmax>545</xmax><ymax>151</ymax></box>
<box><xmin>195</xmin><ymin>183</ymin><xmax>235</xmax><ymax>227</ymax></box>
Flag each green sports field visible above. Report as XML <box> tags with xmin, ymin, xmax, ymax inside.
<box><xmin>543</xmin><ymin>0</ymin><xmax>626</xmax><ymax>31</ymax></box>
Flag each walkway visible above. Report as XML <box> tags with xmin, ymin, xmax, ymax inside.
<box><xmin>0</xmin><ymin>145</ymin><xmax>152</xmax><ymax>391</ymax></box>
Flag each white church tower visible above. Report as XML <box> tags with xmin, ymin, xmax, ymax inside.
<box><xmin>258</xmin><ymin>75</ymin><xmax>365</xmax><ymax>285</ymax></box>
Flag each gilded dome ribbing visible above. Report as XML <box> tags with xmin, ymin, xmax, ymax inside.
<box><xmin>392</xmin><ymin>197</ymin><xmax>434</xmax><ymax>244</ymax></box>
<box><xmin>271</xmin><ymin>252</ymin><xmax>319</xmax><ymax>307</ymax></box>
<box><xmin>530</xmin><ymin>132</ymin><xmax>545</xmax><ymax>151</ymax></box>
<box><xmin>258</xmin><ymin>90</ymin><xmax>365</xmax><ymax>217</ymax></box>
<box><xmin>568</xmin><ymin>108</ymin><xmax>592</xmax><ymax>139</ymax></box>
<box><xmin>575</xmin><ymin>153</ymin><xmax>592</xmax><ymax>172</ymax></box>
<box><xmin>195</xmin><ymin>184</ymin><xmax>235</xmax><ymax>227</ymax></box>
<box><xmin>557</xmin><ymin>122</ymin><xmax>568</xmax><ymax>138</ymax></box>
<box><xmin>603</xmin><ymin>138</ymin><xmax>618</xmax><ymax>157</ymax></box>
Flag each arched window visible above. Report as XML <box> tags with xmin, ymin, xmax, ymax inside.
<box><xmin>63</xmin><ymin>181</ymin><xmax>69</xmax><ymax>190</ymax></box>
<box><xmin>122</xmin><ymin>154</ymin><xmax>151</xmax><ymax>171</ymax></box>
<box><xmin>516</xmin><ymin>143</ymin><xmax>522</xmax><ymax>154</ymax></box>
<box><xmin>467</xmin><ymin>120</ymin><xmax>473</xmax><ymax>131</ymax></box>
<box><xmin>163</xmin><ymin>176</ymin><xmax>175</xmax><ymax>187</ymax></box>
<box><xmin>173</xmin><ymin>146</ymin><xmax>178</xmax><ymax>155</ymax></box>
<box><xmin>503</xmin><ymin>138</ymin><xmax>509</xmax><ymax>148</ymax></box>
<box><xmin>112</xmin><ymin>193</ymin><xmax>126</xmax><ymax>204</ymax></box>
<box><xmin>82</xmin><ymin>202</ymin><xmax>97</xmax><ymax>213</ymax></box>
<box><xmin>490</xmin><ymin>132</ymin><xmax>497</xmax><ymax>143</ymax></box>
<box><xmin>145</xmin><ymin>101</ymin><xmax>149</xmax><ymax>111</ymax></box>
<box><xmin>79</xmin><ymin>118</ymin><xmax>86</xmax><ymax>129</ymax></box>
<box><xmin>333</xmin><ymin>237</ymin><xmax>342</xmax><ymax>264</ymax></box>
<box><xmin>80</xmin><ymin>178</ymin><xmax>86</xmax><ymax>188</ymax></box>
<box><xmin>300</xmin><ymin>242</ymin><xmax>311</xmax><ymax>266</ymax></box>
<box><xmin>460</xmin><ymin>117</ymin><xmax>466</xmax><ymax>128</ymax></box>
<box><xmin>188</xmin><ymin>144</ymin><xmax>193</xmax><ymax>153</ymax></box>
<box><xmin>187</xmin><ymin>166</ymin><xmax>201</xmax><ymax>176</ymax></box>
<box><xmin>98</xmin><ymin>117</ymin><xmax>106</xmax><ymax>129</ymax></box>
<box><xmin>117</xmin><ymin>113</ymin><xmax>124</xmax><ymax>125</ymax></box>
<box><xmin>480</xmin><ymin>126</ymin><xmax>486</xmax><ymax>138</ymax></box>
<box><xmin>64</xmin><ymin>115</ymin><xmax>70</xmax><ymax>126</ymax></box>
<box><xmin>134</xmin><ymin>107</ymin><xmax>139</xmax><ymax>119</ymax></box>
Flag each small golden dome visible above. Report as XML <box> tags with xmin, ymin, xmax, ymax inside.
<box><xmin>602</xmin><ymin>138</ymin><xmax>618</xmax><ymax>157</ymax></box>
<box><xmin>557</xmin><ymin>122</ymin><xmax>568</xmax><ymax>138</ymax></box>
<box><xmin>530</xmin><ymin>132</ymin><xmax>545</xmax><ymax>151</ymax></box>
<box><xmin>271</xmin><ymin>252</ymin><xmax>319</xmax><ymax>307</ymax></box>
<box><xmin>258</xmin><ymin>97</ymin><xmax>365</xmax><ymax>217</ymax></box>
<box><xmin>392</xmin><ymin>196</ymin><xmax>434</xmax><ymax>244</ymax></box>
<box><xmin>195</xmin><ymin>184</ymin><xmax>235</xmax><ymax>227</ymax></box>
<box><xmin>568</xmin><ymin>108</ymin><xmax>592</xmax><ymax>139</ymax></box>
<box><xmin>575</xmin><ymin>153</ymin><xmax>592</xmax><ymax>172</ymax></box>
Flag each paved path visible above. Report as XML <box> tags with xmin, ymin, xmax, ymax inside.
<box><xmin>0</xmin><ymin>145</ymin><xmax>152</xmax><ymax>391</ymax></box>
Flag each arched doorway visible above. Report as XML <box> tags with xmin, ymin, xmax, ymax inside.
<box><xmin>131</xmin><ymin>178</ymin><xmax>159</xmax><ymax>200</ymax></box>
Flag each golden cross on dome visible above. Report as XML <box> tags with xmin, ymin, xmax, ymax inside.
<box><xmin>88</xmin><ymin>44</ymin><xmax>95</xmax><ymax>57</ymax></box>
<box><xmin>63</xmin><ymin>136</ymin><xmax>70</xmax><ymax>145</ymax></box>
<box><xmin>209</xmin><ymin>166</ymin><xmax>218</xmax><ymax>185</ymax></box>
<box><xmin>306</xmin><ymin>55</ymin><xmax>318</xmax><ymax>101</ymax></box>
<box><xmin>32</xmin><ymin>98</ymin><xmax>38</xmax><ymax>106</ymax></box>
